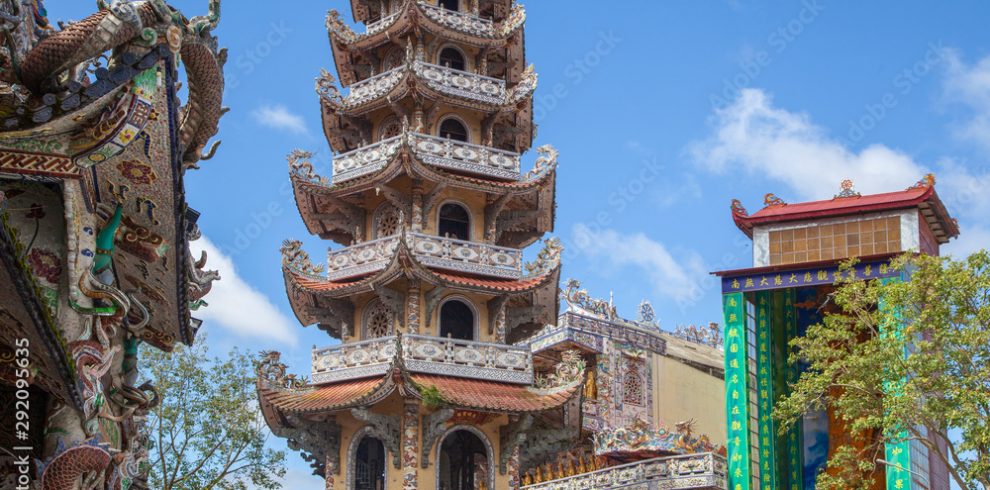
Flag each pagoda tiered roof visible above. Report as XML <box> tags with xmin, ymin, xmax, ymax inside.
<box><xmin>288</xmin><ymin>143</ymin><xmax>557</xmax><ymax>248</ymax></box>
<box><xmin>326</xmin><ymin>2</ymin><xmax>526</xmax><ymax>87</ymax></box>
<box><xmin>280</xmin><ymin>236</ymin><xmax>561</xmax><ymax>339</ymax></box>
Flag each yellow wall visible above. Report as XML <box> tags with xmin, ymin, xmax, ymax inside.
<box><xmin>651</xmin><ymin>354</ymin><xmax>727</xmax><ymax>445</ymax></box>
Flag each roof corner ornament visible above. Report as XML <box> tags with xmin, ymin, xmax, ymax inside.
<box><xmin>281</xmin><ymin>239</ymin><xmax>325</xmax><ymax>276</ymax></box>
<box><xmin>287</xmin><ymin>149</ymin><xmax>329</xmax><ymax>185</ymax></box>
<box><xmin>258</xmin><ymin>351</ymin><xmax>308</xmax><ymax>390</ymax></box>
<box><xmin>730</xmin><ymin>199</ymin><xmax>748</xmax><ymax>217</ymax></box>
<box><xmin>835</xmin><ymin>178</ymin><xmax>861</xmax><ymax>198</ymax></box>
<box><xmin>525</xmin><ymin>144</ymin><xmax>558</xmax><ymax>179</ymax></box>
<box><xmin>908</xmin><ymin>173</ymin><xmax>937</xmax><ymax>190</ymax></box>
<box><xmin>325</xmin><ymin>9</ymin><xmax>356</xmax><ymax>42</ymax></box>
<box><xmin>763</xmin><ymin>192</ymin><xmax>786</xmax><ymax>207</ymax></box>
<box><xmin>561</xmin><ymin>278</ymin><xmax>617</xmax><ymax>320</ymax></box>
<box><xmin>524</xmin><ymin>236</ymin><xmax>562</xmax><ymax>276</ymax></box>
<box><xmin>316</xmin><ymin>69</ymin><xmax>343</xmax><ymax>105</ymax></box>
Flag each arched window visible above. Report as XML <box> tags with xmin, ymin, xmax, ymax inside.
<box><xmin>439</xmin><ymin>0</ymin><xmax>459</xmax><ymax>13</ymax></box>
<box><xmin>438</xmin><ymin>117</ymin><xmax>468</xmax><ymax>142</ymax></box>
<box><xmin>362</xmin><ymin>299</ymin><xmax>394</xmax><ymax>339</ymax></box>
<box><xmin>439</xmin><ymin>299</ymin><xmax>474</xmax><ymax>341</ymax></box>
<box><xmin>354</xmin><ymin>436</ymin><xmax>386</xmax><ymax>490</ymax></box>
<box><xmin>381</xmin><ymin>48</ymin><xmax>403</xmax><ymax>72</ymax></box>
<box><xmin>438</xmin><ymin>47</ymin><xmax>466</xmax><ymax>71</ymax></box>
<box><xmin>438</xmin><ymin>202</ymin><xmax>470</xmax><ymax>240</ymax></box>
<box><xmin>437</xmin><ymin>428</ymin><xmax>491</xmax><ymax>490</ymax></box>
<box><xmin>372</xmin><ymin>202</ymin><xmax>401</xmax><ymax>238</ymax></box>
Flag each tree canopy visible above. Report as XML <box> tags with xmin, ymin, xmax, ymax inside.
<box><xmin>774</xmin><ymin>252</ymin><xmax>990</xmax><ymax>490</ymax></box>
<box><xmin>142</xmin><ymin>338</ymin><xmax>286</xmax><ymax>490</ymax></box>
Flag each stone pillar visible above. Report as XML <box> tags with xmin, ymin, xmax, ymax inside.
<box><xmin>406</xmin><ymin>281</ymin><xmax>420</xmax><ymax>334</ymax></box>
<box><xmin>402</xmin><ymin>401</ymin><xmax>420</xmax><ymax>489</ymax></box>
<box><xmin>411</xmin><ymin>181</ymin><xmax>424</xmax><ymax>233</ymax></box>
<box><xmin>507</xmin><ymin>445</ymin><xmax>522</xmax><ymax>489</ymax></box>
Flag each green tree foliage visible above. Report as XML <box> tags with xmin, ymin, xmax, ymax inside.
<box><xmin>142</xmin><ymin>338</ymin><xmax>286</xmax><ymax>489</ymax></box>
<box><xmin>774</xmin><ymin>252</ymin><xmax>990</xmax><ymax>490</ymax></box>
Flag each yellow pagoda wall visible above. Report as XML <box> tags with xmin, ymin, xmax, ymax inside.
<box><xmin>650</xmin><ymin>353</ymin><xmax>727</xmax><ymax>445</ymax></box>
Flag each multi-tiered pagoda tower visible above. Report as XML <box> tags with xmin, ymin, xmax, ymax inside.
<box><xmin>257</xmin><ymin>1</ymin><xmax>581</xmax><ymax>489</ymax></box>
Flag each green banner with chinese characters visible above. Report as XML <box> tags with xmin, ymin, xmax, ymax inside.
<box><xmin>723</xmin><ymin>292</ymin><xmax>751</xmax><ymax>490</ymax></box>
<box><xmin>783</xmin><ymin>289</ymin><xmax>803</xmax><ymax>489</ymax></box>
<box><xmin>880</xmin><ymin>276</ymin><xmax>913</xmax><ymax>490</ymax></box>
<box><xmin>755</xmin><ymin>291</ymin><xmax>777</xmax><ymax>490</ymax></box>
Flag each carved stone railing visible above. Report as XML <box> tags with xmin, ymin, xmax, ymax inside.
<box><xmin>408</xmin><ymin>132</ymin><xmax>520</xmax><ymax>180</ymax></box>
<box><xmin>332</xmin><ymin>134</ymin><xmax>403</xmax><ymax>182</ymax></box>
<box><xmin>521</xmin><ymin>453</ymin><xmax>727</xmax><ymax>490</ymax></box>
<box><xmin>341</xmin><ymin>66</ymin><xmax>406</xmax><ymax>107</ymax></box>
<box><xmin>332</xmin><ymin>132</ymin><xmax>520</xmax><ymax>183</ymax></box>
<box><xmin>413</xmin><ymin>61</ymin><xmax>505</xmax><ymax>104</ymax></box>
<box><xmin>312</xmin><ymin>336</ymin><xmax>397</xmax><ymax>384</ymax></box>
<box><xmin>407</xmin><ymin>232</ymin><xmax>522</xmax><ymax>278</ymax></box>
<box><xmin>326</xmin><ymin>235</ymin><xmax>401</xmax><ymax>281</ymax></box>
<box><xmin>363</xmin><ymin>10</ymin><xmax>401</xmax><ymax>36</ymax></box>
<box><xmin>402</xmin><ymin>334</ymin><xmax>533</xmax><ymax>384</ymax></box>
<box><xmin>311</xmin><ymin>334</ymin><xmax>533</xmax><ymax>385</ymax></box>
<box><xmin>417</xmin><ymin>3</ymin><xmax>494</xmax><ymax>36</ymax></box>
<box><xmin>327</xmin><ymin>232</ymin><xmax>522</xmax><ymax>281</ymax></box>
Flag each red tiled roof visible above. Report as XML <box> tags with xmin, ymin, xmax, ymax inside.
<box><xmin>410</xmin><ymin>374</ymin><xmax>579</xmax><ymax>413</ymax></box>
<box><xmin>732</xmin><ymin>183</ymin><xmax>958</xmax><ymax>241</ymax></box>
<box><xmin>259</xmin><ymin>377</ymin><xmax>387</xmax><ymax>413</ymax></box>
<box><xmin>433</xmin><ymin>271</ymin><xmax>553</xmax><ymax>292</ymax></box>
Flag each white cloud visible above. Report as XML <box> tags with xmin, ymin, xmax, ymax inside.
<box><xmin>689</xmin><ymin>88</ymin><xmax>925</xmax><ymax>200</ymax></box>
<box><xmin>189</xmin><ymin>236</ymin><xmax>298</xmax><ymax>346</ymax></box>
<box><xmin>251</xmin><ymin>104</ymin><xmax>309</xmax><ymax>135</ymax></box>
<box><xmin>943</xmin><ymin>50</ymin><xmax>990</xmax><ymax>151</ymax></box>
<box><xmin>571</xmin><ymin>224</ymin><xmax>708</xmax><ymax>307</ymax></box>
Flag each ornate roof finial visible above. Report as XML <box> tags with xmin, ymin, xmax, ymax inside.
<box><xmin>763</xmin><ymin>193</ymin><xmax>786</xmax><ymax>207</ymax></box>
<box><xmin>835</xmin><ymin>179</ymin><xmax>861</xmax><ymax>198</ymax></box>
<box><xmin>730</xmin><ymin>199</ymin><xmax>748</xmax><ymax>217</ymax></box>
<box><xmin>907</xmin><ymin>173</ymin><xmax>937</xmax><ymax>190</ymax></box>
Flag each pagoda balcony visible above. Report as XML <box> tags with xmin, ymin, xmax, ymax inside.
<box><xmin>327</xmin><ymin>232</ymin><xmax>523</xmax><ymax>281</ymax></box>
<box><xmin>520</xmin><ymin>453</ymin><xmax>727</xmax><ymax>490</ymax></box>
<box><xmin>333</xmin><ymin>132</ymin><xmax>521</xmax><ymax>183</ymax></box>
<box><xmin>311</xmin><ymin>334</ymin><xmax>534</xmax><ymax>384</ymax></box>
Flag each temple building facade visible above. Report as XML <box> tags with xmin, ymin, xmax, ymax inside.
<box><xmin>0</xmin><ymin>1</ymin><xmax>225</xmax><ymax>489</ymax></box>
<box><xmin>517</xmin><ymin>280</ymin><xmax>728</xmax><ymax>489</ymax></box>
<box><xmin>715</xmin><ymin>178</ymin><xmax>956</xmax><ymax>490</ymax></box>
<box><xmin>258</xmin><ymin>1</ymin><xmax>573</xmax><ymax>489</ymax></box>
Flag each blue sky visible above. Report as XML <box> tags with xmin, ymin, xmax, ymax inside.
<box><xmin>49</xmin><ymin>1</ymin><xmax>990</xmax><ymax>487</ymax></box>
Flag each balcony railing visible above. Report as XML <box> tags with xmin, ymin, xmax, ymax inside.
<box><xmin>332</xmin><ymin>132</ymin><xmax>520</xmax><ymax>184</ymax></box>
<box><xmin>403</xmin><ymin>334</ymin><xmax>533</xmax><ymax>384</ymax></box>
<box><xmin>408</xmin><ymin>132</ymin><xmax>520</xmax><ymax>180</ymax></box>
<box><xmin>327</xmin><ymin>232</ymin><xmax>523</xmax><ymax>281</ymax></box>
<box><xmin>521</xmin><ymin>453</ymin><xmax>727</xmax><ymax>490</ymax></box>
<box><xmin>332</xmin><ymin>134</ymin><xmax>403</xmax><ymax>182</ymax></box>
<box><xmin>311</xmin><ymin>336</ymin><xmax>397</xmax><ymax>384</ymax></box>
<box><xmin>417</xmin><ymin>3</ymin><xmax>497</xmax><ymax>37</ymax></box>
<box><xmin>414</xmin><ymin>61</ymin><xmax>506</xmax><ymax>104</ymax></box>
<box><xmin>311</xmin><ymin>334</ymin><xmax>533</xmax><ymax>385</ymax></box>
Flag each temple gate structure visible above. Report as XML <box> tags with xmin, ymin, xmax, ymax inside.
<box><xmin>0</xmin><ymin>1</ymin><xmax>225</xmax><ymax>488</ymax></box>
<box><xmin>714</xmin><ymin>178</ymin><xmax>956</xmax><ymax>490</ymax></box>
<box><xmin>257</xmin><ymin>1</ymin><xmax>578</xmax><ymax>488</ymax></box>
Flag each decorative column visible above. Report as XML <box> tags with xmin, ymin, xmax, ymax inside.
<box><xmin>782</xmin><ymin>289</ymin><xmax>803</xmax><ymax>488</ymax></box>
<box><xmin>755</xmin><ymin>291</ymin><xmax>777</xmax><ymax>490</ymax></box>
<box><xmin>411</xmin><ymin>181</ymin><xmax>424</xmax><ymax>233</ymax></box>
<box><xmin>880</xmin><ymin>276</ymin><xmax>913</xmax><ymax>490</ymax></box>
<box><xmin>723</xmin><ymin>292</ymin><xmax>752</xmax><ymax>490</ymax></box>
<box><xmin>406</xmin><ymin>280</ymin><xmax>420</xmax><ymax>334</ymax></box>
<box><xmin>402</xmin><ymin>401</ymin><xmax>420</xmax><ymax>490</ymax></box>
<box><xmin>507</xmin><ymin>445</ymin><xmax>522</xmax><ymax>489</ymax></box>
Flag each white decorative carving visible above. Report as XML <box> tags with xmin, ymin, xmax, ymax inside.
<box><xmin>520</xmin><ymin>452</ymin><xmax>727</xmax><ymax>490</ymax></box>
<box><xmin>311</xmin><ymin>334</ymin><xmax>533</xmax><ymax>385</ymax></box>
<box><xmin>408</xmin><ymin>132</ymin><xmax>520</xmax><ymax>180</ymax></box>
<box><xmin>311</xmin><ymin>336</ymin><xmax>397</xmax><ymax>384</ymax></box>
<box><xmin>413</xmin><ymin>61</ymin><xmax>505</xmax><ymax>104</ymax></box>
<box><xmin>326</xmin><ymin>232</ymin><xmax>523</xmax><ymax>281</ymax></box>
